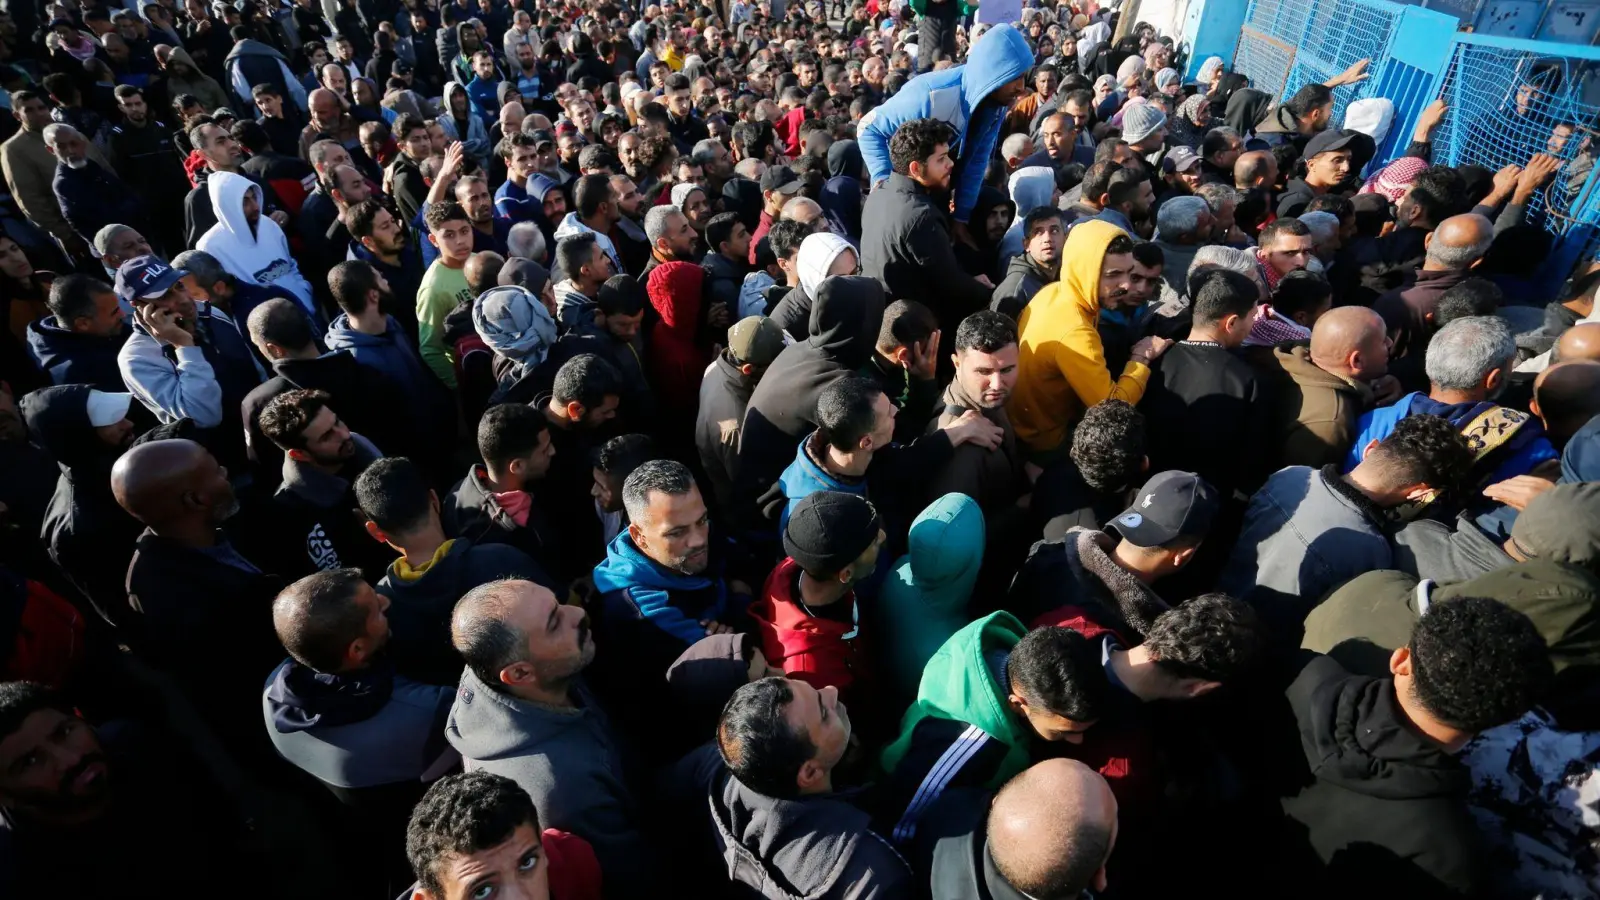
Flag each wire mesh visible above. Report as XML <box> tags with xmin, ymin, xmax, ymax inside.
<box><xmin>1284</xmin><ymin>0</ymin><xmax>1401</xmax><ymax>126</ymax></box>
<box><xmin>1236</xmin><ymin>28</ymin><xmax>1297</xmax><ymax>99</ymax></box>
<box><xmin>1247</xmin><ymin>0</ymin><xmax>1318</xmax><ymax>40</ymax></box>
<box><xmin>1433</xmin><ymin>41</ymin><xmax>1600</xmax><ymax>237</ymax></box>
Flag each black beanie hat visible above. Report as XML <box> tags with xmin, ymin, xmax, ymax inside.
<box><xmin>783</xmin><ymin>491</ymin><xmax>881</xmax><ymax>575</ymax></box>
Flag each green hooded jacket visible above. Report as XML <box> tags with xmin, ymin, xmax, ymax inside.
<box><xmin>909</xmin><ymin>0</ymin><xmax>977</xmax><ymax>17</ymax></box>
<box><xmin>878</xmin><ymin>493</ymin><xmax>986</xmax><ymax>700</ymax></box>
<box><xmin>880</xmin><ymin>610</ymin><xmax>1031</xmax><ymax>789</ymax></box>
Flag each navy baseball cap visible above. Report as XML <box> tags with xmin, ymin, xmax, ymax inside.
<box><xmin>115</xmin><ymin>255</ymin><xmax>183</xmax><ymax>306</ymax></box>
<box><xmin>1108</xmin><ymin>471</ymin><xmax>1220</xmax><ymax>548</ymax></box>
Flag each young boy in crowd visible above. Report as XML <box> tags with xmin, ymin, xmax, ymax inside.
<box><xmin>416</xmin><ymin>201</ymin><xmax>476</xmax><ymax>388</ymax></box>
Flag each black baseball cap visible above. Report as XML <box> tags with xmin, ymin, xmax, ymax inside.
<box><xmin>1107</xmin><ymin>471</ymin><xmax>1219</xmax><ymax>548</ymax></box>
<box><xmin>760</xmin><ymin>163</ymin><xmax>804</xmax><ymax>195</ymax></box>
<box><xmin>1303</xmin><ymin>128</ymin><xmax>1359</xmax><ymax>160</ymax></box>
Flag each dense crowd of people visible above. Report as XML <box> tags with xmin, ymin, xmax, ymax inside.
<box><xmin>0</xmin><ymin>0</ymin><xmax>1595</xmax><ymax>896</ymax></box>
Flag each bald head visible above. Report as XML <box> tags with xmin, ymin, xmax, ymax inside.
<box><xmin>1234</xmin><ymin>150</ymin><xmax>1277</xmax><ymax>189</ymax></box>
<box><xmin>989</xmin><ymin>759</ymin><xmax>1118</xmax><ymax>898</ymax></box>
<box><xmin>1553</xmin><ymin>322</ymin><xmax>1600</xmax><ymax>364</ymax></box>
<box><xmin>1534</xmin><ymin>359</ymin><xmax>1600</xmax><ymax>441</ymax></box>
<box><xmin>463</xmin><ymin>251</ymin><xmax>506</xmax><ymax>296</ymax></box>
<box><xmin>1425</xmin><ymin>213</ymin><xmax>1494</xmax><ymax>270</ymax></box>
<box><xmin>112</xmin><ymin>438</ymin><xmax>224</xmax><ymax>526</ymax></box>
<box><xmin>1310</xmin><ymin>306</ymin><xmax>1389</xmax><ymax>381</ymax></box>
<box><xmin>781</xmin><ymin>196</ymin><xmax>823</xmax><ymax>226</ymax></box>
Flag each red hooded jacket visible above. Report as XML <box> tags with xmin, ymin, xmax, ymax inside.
<box><xmin>644</xmin><ymin>261</ymin><xmax>711</xmax><ymax>412</ymax></box>
<box><xmin>750</xmin><ymin>557</ymin><xmax>869</xmax><ymax>696</ymax></box>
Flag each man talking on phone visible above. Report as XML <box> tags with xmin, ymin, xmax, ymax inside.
<box><xmin>115</xmin><ymin>255</ymin><xmax>263</xmax><ymax>461</ymax></box>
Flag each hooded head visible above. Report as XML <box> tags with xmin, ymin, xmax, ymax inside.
<box><xmin>443</xmin><ymin>80</ymin><xmax>471</xmax><ymax>118</ymax></box>
<box><xmin>473</xmin><ymin>284</ymin><xmax>557</xmax><ymax>366</ymax></box>
<box><xmin>961</xmin><ymin>23</ymin><xmax>1034</xmax><ymax>111</ymax></box>
<box><xmin>825</xmin><ymin>139</ymin><xmax>864</xmax><ymax>181</ymax></box>
<box><xmin>970</xmin><ymin>185</ymin><xmax>1016</xmax><ymax>250</ymax></box>
<box><xmin>903</xmin><ymin>493</ymin><xmax>984</xmax><ymax>607</ymax></box>
<box><xmin>795</xmin><ymin>231</ymin><xmax>856</xmax><ymax>301</ymax></box>
<box><xmin>20</xmin><ymin>384</ymin><xmax>134</xmax><ymax>473</ymax></box>
<box><xmin>721</xmin><ymin>177</ymin><xmax>763</xmax><ymax>231</ymax></box>
<box><xmin>1052</xmin><ymin>219</ymin><xmax>1126</xmax><ymax>315</ymax></box>
<box><xmin>1007</xmin><ymin>165</ymin><xmax>1056</xmax><ymax>224</ymax></box>
<box><xmin>807</xmin><ymin>275</ymin><xmax>885</xmax><ymax>370</ymax></box>
<box><xmin>207</xmin><ymin>170</ymin><xmax>264</xmax><ymax>240</ymax></box>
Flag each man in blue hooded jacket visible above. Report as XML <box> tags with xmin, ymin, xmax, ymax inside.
<box><xmin>858</xmin><ymin>23</ymin><xmax>1033</xmax><ymax>238</ymax></box>
<box><xmin>592</xmin><ymin>459</ymin><xmax>750</xmax><ymax>693</ymax></box>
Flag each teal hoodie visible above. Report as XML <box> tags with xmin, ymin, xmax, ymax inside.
<box><xmin>878</xmin><ymin>494</ymin><xmax>986</xmax><ymax>699</ymax></box>
<box><xmin>880</xmin><ymin>610</ymin><xmax>1031</xmax><ymax>789</ymax></box>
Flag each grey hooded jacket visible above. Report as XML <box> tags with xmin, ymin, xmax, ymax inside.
<box><xmin>445</xmin><ymin>666</ymin><xmax>654</xmax><ymax>895</ymax></box>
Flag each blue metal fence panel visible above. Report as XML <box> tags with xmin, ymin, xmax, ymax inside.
<box><xmin>1433</xmin><ymin>34</ymin><xmax>1600</xmax><ymax>231</ymax></box>
<box><xmin>1233</xmin><ymin>0</ymin><xmax>1458</xmax><ymax>171</ymax></box>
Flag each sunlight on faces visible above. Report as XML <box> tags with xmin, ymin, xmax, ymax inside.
<box><xmin>456</xmin><ymin>179</ymin><xmax>495</xmax><ymax>224</ymax></box>
<box><xmin>681</xmin><ymin>188</ymin><xmax>712</xmax><ymax>230</ymax></box>
<box><xmin>423</xmin><ymin>822</ymin><xmax>550</xmax><ymax>900</ymax></box>
<box><xmin>1126</xmin><ymin>257</ymin><xmax>1161</xmax><ymax>306</ymax></box>
<box><xmin>1097</xmin><ymin>251</ymin><xmax>1134</xmax><ymax>310</ymax></box>
<box><xmin>911</xmin><ymin>142</ymin><xmax>954</xmax><ymax>192</ymax></box>
<box><xmin>1262</xmin><ymin>234</ymin><xmax>1315</xmax><ymax>276</ymax></box>
<box><xmin>401</xmin><ymin>124</ymin><xmax>431</xmax><ymax>160</ymax></box>
<box><xmin>955</xmin><ymin>343</ymin><xmax>1019</xmax><ymax>409</ymax></box>
<box><xmin>429</xmin><ymin>216</ymin><xmax>475</xmax><ymax>263</ymax></box>
<box><xmin>630</xmin><ymin>482</ymin><xmax>711</xmax><ymax>575</ymax></box>
<box><xmin>1041</xmin><ymin>114</ymin><xmax>1075</xmax><ymax>159</ymax></box>
<box><xmin>501</xmin><ymin>581</ymin><xmax>594</xmax><ymax>686</ymax></box>
<box><xmin>1306</xmin><ymin>149</ymin><xmax>1352</xmax><ymax>186</ymax></box>
<box><xmin>365</xmin><ymin>207</ymin><xmax>408</xmax><ymax>256</ymax></box>
<box><xmin>509</xmin><ymin>143</ymin><xmax>539</xmax><ymax>180</ymax></box>
<box><xmin>1025</xmin><ymin>217</ymin><xmax>1064</xmax><ymax>267</ymax></box>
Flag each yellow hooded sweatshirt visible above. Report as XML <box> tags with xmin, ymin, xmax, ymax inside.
<box><xmin>1008</xmin><ymin>219</ymin><xmax>1152</xmax><ymax>455</ymax></box>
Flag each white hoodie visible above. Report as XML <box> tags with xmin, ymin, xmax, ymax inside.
<box><xmin>196</xmin><ymin>171</ymin><xmax>317</xmax><ymax>317</ymax></box>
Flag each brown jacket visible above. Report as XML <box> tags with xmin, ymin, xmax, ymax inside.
<box><xmin>1269</xmin><ymin>345</ymin><xmax>1374</xmax><ymax>470</ymax></box>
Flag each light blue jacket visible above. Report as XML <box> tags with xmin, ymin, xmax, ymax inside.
<box><xmin>858</xmin><ymin>24</ymin><xmax>1034</xmax><ymax>224</ymax></box>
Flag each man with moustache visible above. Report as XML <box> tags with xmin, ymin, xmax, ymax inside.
<box><xmin>445</xmin><ymin>577</ymin><xmax>657</xmax><ymax>896</ymax></box>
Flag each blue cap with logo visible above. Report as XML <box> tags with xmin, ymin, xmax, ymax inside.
<box><xmin>1108</xmin><ymin>471</ymin><xmax>1219</xmax><ymax>548</ymax></box>
<box><xmin>114</xmin><ymin>255</ymin><xmax>183</xmax><ymax>307</ymax></box>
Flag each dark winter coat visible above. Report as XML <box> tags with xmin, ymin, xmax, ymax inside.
<box><xmin>376</xmin><ymin>538</ymin><xmax>550</xmax><ymax>686</ymax></box>
<box><xmin>696</xmin><ymin>352</ymin><xmax>759</xmax><ymax>524</ymax></box>
<box><xmin>735</xmin><ymin>276</ymin><xmax>885</xmax><ymax>531</ymax></box>
<box><xmin>1274</xmin><ymin>654</ymin><xmax>1485</xmax><ymax>897</ymax></box>
<box><xmin>989</xmin><ymin>252</ymin><xmax>1054</xmax><ymax>320</ymax></box>
<box><xmin>861</xmin><ymin>173</ymin><xmax>992</xmax><ymax>334</ymax></box>
<box><xmin>25</xmin><ymin>315</ymin><xmax>127</xmax><ymax>391</ymax></box>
